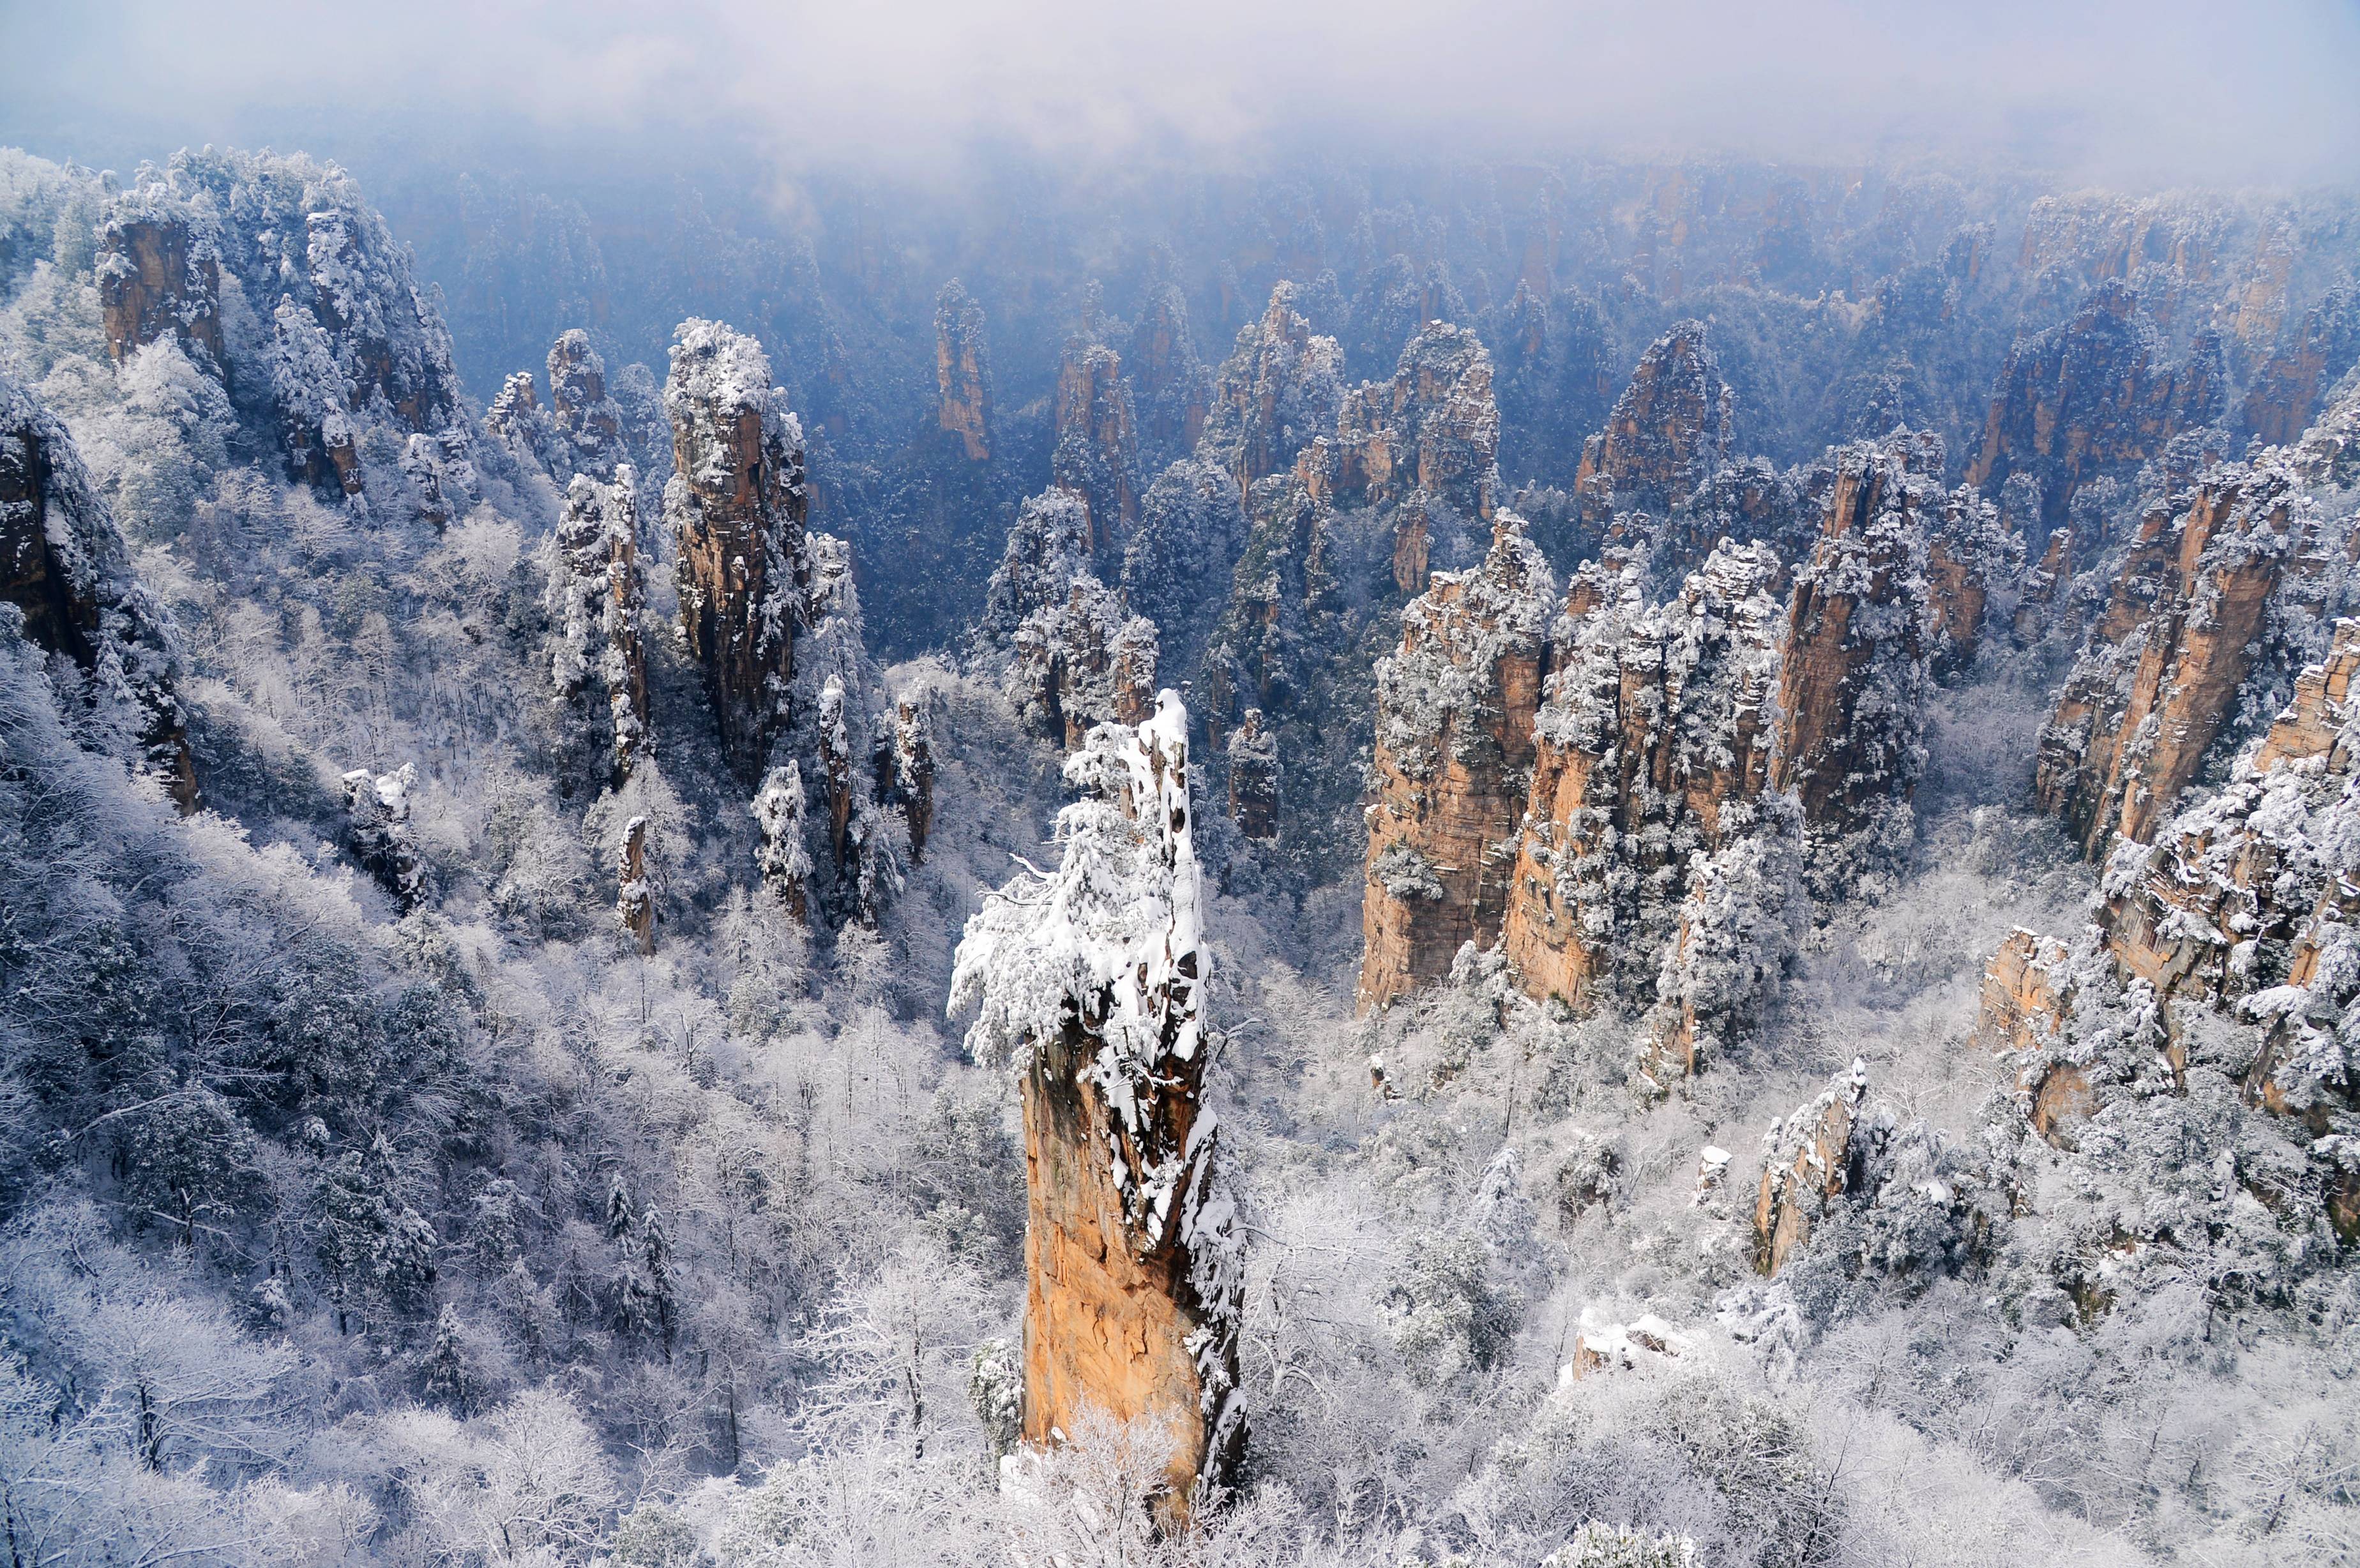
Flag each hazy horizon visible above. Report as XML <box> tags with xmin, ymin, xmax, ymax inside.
<box><xmin>6</xmin><ymin>0</ymin><xmax>2360</xmax><ymax>192</ymax></box>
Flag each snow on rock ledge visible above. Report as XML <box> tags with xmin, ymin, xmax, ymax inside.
<box><xmin>948</xmin><ymin>691</ymin><xmax>1243</xmax><ymax>1523</ymax></box>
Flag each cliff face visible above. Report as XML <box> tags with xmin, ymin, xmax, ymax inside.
<box><xmin>1497</xmin><ymin>544</ymin><xmax>1786</xmax><ymax>1020</ymax></box>
<box><xmin>1012</xmin><ymin>577</ymin><xmax>1160</xmax><ymax>750</ymax></box>
<box><xmin>1225</xmin><ymin>707</ymin><xmax>1278</xmax><ymax>841</ymax></box>
<box><xmin>934</xmin><ymin>281</ymin><xmax>993</xmax><ymax>462</ymax></box>
<box><xmin>545</xmin><ymin>329</ymin><xmax>631</xmax><ymax>480</ymax></box>
<box><xmin>1572</xmin><ymin>322</ymin><xmax>1734</xmax><ymax>523</ymax></box>
<box><xmin>1358</xmin><ymin>516</ymin><xmax>1556</xmax><ymax>1011</ymax></box>
<box><xmin>1973</xmin><ymin>620</ymin><xmax>2360</xmax><ymax>1236</ymax></box>
<box><xmin>1768</xmin><ymin>440</ymin><xmax>1935</xmax><ymax>887</ymax></box>
<box><xmin>2032</xmin><ymin>458</ymin><xmax>2315</xmax><ymax>859</ymax></box>
<box><xmin>0</xmin><ymin>373</ymin><xmax>196</xmax><ymax>811</ymax></box>
<box><xmin>1366</xmin><ymin>438</ymin><xmax>1944</xmax><ymax>1057</ymax></box>
<box><xmin>1200</xmin><ymin>284</ymin><xmax>1343</xmax><ymax>500</ymax></box>
<box><xmin>1050</xmin><ymin>338</ymin><xmax>1142</xmax><ymax>550</ymax></box>
<box><xmin>663</xmin><ymin>320</ymin><xmax>808</xmax><ymax>785</ymax></box>
<box><xmin>950</xmin><ymin>698</ymin><xmax>1244</xmax><ymax>1521</ymax></box>
<box><xmin>661</xmin><ymin>319</ymin><xmax>902</xmax><ymax>926</ymax></box>
<box><xmin>977</xmin><ymin>488</ymin><xmax>1159</xmax><ymax>749</ymax></box>
<box><xmin>1328</xmin><ymin>323</ymin><xmax>1501</xmax><ymax>591</ymax></box>
<box><xmin>1128</xmin><ymin>282</ymin><xmax>1213</xmax><ymax>464</ymax></box>
<box><xmin>96</xmin><ymin>211</ymin><xmax>223</xmax><ymax>371</ymax></box>
<box><xmin>2240</xmin><ymin>283</ymin><xmax>2360</xmax><ymax>449</ymax></box>
<box><xmin>1963</xmin><ymin>282</ymin><xmax>2222</xmax><ymax>525</ymax></box>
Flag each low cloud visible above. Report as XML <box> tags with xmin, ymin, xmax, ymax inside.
<box><xmin>6</xmin><ymin>0</ymin><xmax>2358</xmax><ymax>188</ymax></box>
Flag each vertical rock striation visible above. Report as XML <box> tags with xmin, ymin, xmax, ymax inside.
<box><xmin>935</xmin><ymin>280</ymin><xmax>994</xmax><ymax>462</ymax></box>
<box><xmin>664</xmin><ymin>319</ymin><xmax>808</xmax><ymax>785</ymax></box>
<box><xmin>1572</xmin><ymin>322</ymin><xmax>1734</xmax><ymax>524</ymax></box>
<box><xmin>1358</xmin><ymin>515</ymin><xmax>1556</xmax><ymax>1011</ymax></box>
<box><xmin>2032</xmin><ymin>456</ymin><xmax>2314</xmax><ymax>859</ymax></box>
<box><xmin>950</xmin><ymin>697</ymin><xmax>1244</xmax><ymax>1522</ymax></box>
<box><xmin>1963</xmin><ymin>281</ymin><xmax>2223</xmax><ymax>526</ymax></box>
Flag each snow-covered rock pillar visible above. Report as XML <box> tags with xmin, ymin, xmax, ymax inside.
<box><xmin>949</xmin><ymin>691</ymin><xmax>1244</xmax><ymax>1522</ymax></box>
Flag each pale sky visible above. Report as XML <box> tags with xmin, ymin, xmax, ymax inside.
<box><xmin>3</xmin><ymin>0</ymin><xmax>2356</xmax><ymax>187</ymax></box>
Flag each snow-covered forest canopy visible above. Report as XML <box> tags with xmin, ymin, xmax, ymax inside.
<box><xmin>4</xmin><ymin>62</ymin><xmax>2360</xmax><ymax>1568</ymax></box>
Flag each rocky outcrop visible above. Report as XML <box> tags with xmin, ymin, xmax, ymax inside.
<box><xmin>753</xmin><ymin>764</ymin><xmax>812</xmax><ymax>921</ymax></box>
<box><xmin>0</xmin><ymin>373</ymin><xmax>195</xmax><ymax>810</ymax></box>
<box><xmin>978</xmin><ymin>488</ymin><xmax>1158</xmax><ymax>750</ymax></box>
<box><xmin>1369</xmin><ymin>439</ymin><xmax>1945</xmax><ymax>1049</ymax></box>
<box><xmin>266</xmin><ymin>199</ymin><xmax>473</xmax><ymax>506</ymax></box>
<box><xmin>663</xmin><ymin>319</ymin><xmax>903</xmax><ymax>926</ymax></box>
<box><xmin>1974</xmin><ymin>623</ymin><xmax>2360</xmax><ymax>1234</ymax></box>
<box><xmin>2098</xmin><ymin>620</ymin><xmax>2359</xmax><ymax>1041</ymax></box>
<box><xmin>663</xmin><ymin>320</ymin><xmax>808</xmax><ymax>785</ymax></box>
<box><xmin>545</xmin><ymin>329</ymin><xmax>631</xmax><ymax>479</ymax></box>
<box><xmin>1924</xmin><ymin>487</ymin><xmax>2011</xmax><ymax>676</ymax></box>
<box><xmin>1326</xmin><ymin>322</ymin><xmax>1501</xmax><ymax>590</ymax></box>
<box><xmin>341</xmin><ymin>765</ymin><xmax>427</xmax><ymax>910</ymax></box>
<box><xmin>1767</xmin><ymin>439</ymin><xmax>1935</xmax><ymax>888</ymax></box>
<box><xmin>2032</xmin><ymin>457</ymin><xmax>2314</xmax><ymax>859</ymax></box>
<box><xmin>1755</xmin><ymin>1059</ymin><xmax>1870</xmax><ymax>1276</ymax></box>
<box><xmin>934</xmin><ymin>281</ymin><xmax>992</xmax><ymax>462</ymax></box>
<box><xmin>1964</xmin><ymin>282</ymin><xmax>2223</xmax><ymax>525</ymax></box>
<box><xmin>617</xmin><ymin>815</ymin><xmax>655</xmax><ymax>954</ymax></box>
<box><xmin>891</xmin><ymin>694</ymin><xmax>937</xmax><ymax>863</ymax></box>
<box><xmin>1011</xmin><ymin>578</ymin><xmax>1159</xmax><ymax>751</ymax></box>
<box><xmin>1128</xmin><ymin>282</ymin><xmax>1213</xmax><ymax>462</ymax></box>
<box><xmin>1572</xmin><ymin>322</ymin><xmax>1733</xmax><ymax>524</ymax></box>
<box><xmin>2239</xmin><ymin>284</ymin><xmax>2360</xmax><ymax>450</ymax></box>
<box><xmin>1498</xmin><ymin>543</ymin><xmax>1788</xmax><ymax>1024</ymax></box>
<box><xmin>96</xmin><ymin>207</ymin><xmax>223</xmax><ymax>371</ymax></box>
<box><xmin>950</xmin><ymin>698</ymin><xmax>1244</xmax><ymax>1522</ymax></box>
<box><xmin>1225</xmin><ymin>708</ymin><xmax>1278</xmax><ymax>840</ymax></box>
<box><xmin>1200</xmin><ymin>284</ymin><xmax>1343</xmax><ymax>500</ymax></box>
<box><xmin>545</xmin><ymin>468</ymin><xmax>649</xmax><ymax>784</ymax></box>
<box><xmin>1358</xmin><ymin>515</ymin><xmax>1555</xmax><ymax>1011</ymax></box>
<box><xmin>1050</xmin><ymin>336</ymin><xmax>1141</xmax><ymax>549</ymax></box>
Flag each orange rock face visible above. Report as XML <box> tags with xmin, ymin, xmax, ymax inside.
<box><xmin>1051</xmin><ymin>340</ymin><xmax>1141</xmax><ymax>548</ymax></box>
<box><xmin>1755</xmin><ymin>1060</ymin><xmax>1868</xmax><ymax>1276</ymax></box>
<box><xmin>1358</xmin><ymin>516</ymin><xmax>1556</xmax><ymax>1012</ymax></box>
<box><xmin>1977</xmin><ymin>621</ymin><xmax>2360</xmax><ymax>1183</ymax></box>
<box><xmin>1766</xmin><ymin>442</ymin><xmax>1933</xmax><ymax>883</ymax></box>
<box><xmin>1963</xmin><ymin>281</ymin><xmax>2221</xmax><ymax>525</ymax></box>
<box><xmin>663</xmin><ymin>321</ymin><xmax>808</xmax><ymax>785</ymax></box>
<box><xmin>2033</xmin><ymin>463</ymin><xmax>2306</xmax><ymax>859</ymax></box>
<box><xmin>951</xmin><ymin>702</ymin><xmax>1243</xmax><ymax>1521</ymax></box>
<box><xmin>96</xmin><ymin>215</ymin><xmax>223</xmax><ymax>371</ymax></box>
<box><xmin>935</xmin><ymin>282</ymin><xmax>993</xmax><ymax>462</ymax></box>
<box><xmin>1572</xmin><ymin>321</ymin><xmax>1732</xmax><ymax>522</ymax></box>
<box><xmin>1499</xmin><ymin>545</ymin><xmax>1784</xmax><ymax>1013</ymax></box>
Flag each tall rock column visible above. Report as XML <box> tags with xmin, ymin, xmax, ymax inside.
<box><xmin>1498</xmin><ymin>543</ymin><xmax>1787</xmax><ymax>1020</ymax></box>
<box><xmin>663</xmin><ymin>320</ymin><xmax>808</xmax><ymax>785</ymax></box>
<box><xmin>2034</xmin><ymin>457</ymin><xmax>2311</xmax><ymax>858</ymax></box>
<box><xmin>1571</xmin><ymin>320</ymin><xmax>1733</xmax><ymax>524</ymax></box>
<box><xmin>935</xmin><ymin>281</ymin><xmax>994</xmax><ymax>462</ymax></box>
<box><xmin>547</xmin><ymin>468</ymin><xmax>649</xmax><ymax>783</ymax></box>
<box><xmin>1358</xmin><ymin>515</ymin><xmax>1556</xmax><ymax>1011</ymax></box>
<box><xmin>1767</xmin><ymin>441</ymin><xmax>1933</xmax><ymax>890</ymax></box>
<box><xmin>949</xmin><ymin>695</ymin><xmax>1244</xmax><ymax>1522</ymax></box>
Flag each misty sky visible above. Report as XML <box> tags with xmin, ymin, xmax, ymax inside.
<box><xmin>4</xmin><ymin>0</ymin><xmax>2359</xmax><ymax>187</ymax></box>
